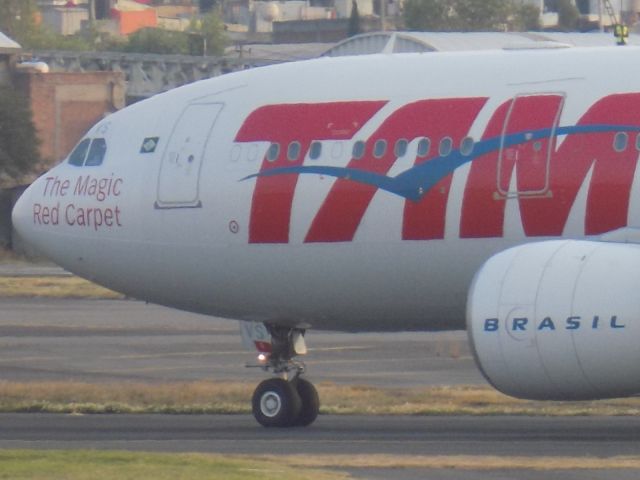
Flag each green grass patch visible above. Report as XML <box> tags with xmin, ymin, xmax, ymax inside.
<box><xmin>0</xmin><ymin>450</ymin><xmax>346</xmax><ymax>480</ymax></box>
<box><xmin>2</xmin><ymin>380</ymin><xmax>640</xmax><ymax>416</ymax></box>
<box><xmin>3</xmin><ymin>450</ymin><xmax>640</xmax><ymax>478</ymax></box>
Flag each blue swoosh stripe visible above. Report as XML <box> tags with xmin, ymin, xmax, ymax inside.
<box><xmin>242</xmin><ymin>124</ymin><xmax>640</xmax><ymax>201</ymax></box>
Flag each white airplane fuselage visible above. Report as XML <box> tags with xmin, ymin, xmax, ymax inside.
<box><xmin>13</xmin><ymin>46</ymin><xmax>640</xmax><ymax>332</ymax></box>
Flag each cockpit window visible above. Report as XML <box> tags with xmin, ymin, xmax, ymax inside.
<box><xmin>85</xmin><ymin>138</ymin><xmax>107</xmax><ymax>166</ymax></box>
<box><xmin>68</xmin><ymin>139</ymin><xmax>91</xmax><ymax>166</ymax></box>
<box><xmin>68</xmin><ymin>138</ymin><xmax>107</xmax><ymax>167</ymax></box>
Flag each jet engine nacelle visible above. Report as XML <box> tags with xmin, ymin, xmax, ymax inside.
<box><xmin>467</xmin><ymin>239</ymin><xmax>640</xmax><ymax>401</ymax></box>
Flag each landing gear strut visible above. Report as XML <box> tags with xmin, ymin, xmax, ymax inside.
<box><xmin>249</xmin><ymin>325</ymin><xmax>320</xmax><ymax>428</ymax></box>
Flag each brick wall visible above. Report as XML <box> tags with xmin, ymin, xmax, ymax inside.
<box><xmin>14</xmin><ymin>71</ymin><xmax>126</xmax><ymax>173</ymax></box>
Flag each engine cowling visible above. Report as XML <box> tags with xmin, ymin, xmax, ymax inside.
<box><xmin>467</xmin><ymin>239</ymin><xmax>640</xmax><ymax>401</ymax></box>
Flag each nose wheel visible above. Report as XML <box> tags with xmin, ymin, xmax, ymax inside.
<box><xmin>252</xmin><ymin>378</ymin><xmax>301</xmax><ymax>427</ymax></box>
<box><xmin>248</xmin><ymin>324</ymin><xmax>320</xmax><ymax>427</ymax></box>
<box><xmin>252</xmin><ymin>377</ymin><xmax>319</xmax><ymax>427</ymax></box>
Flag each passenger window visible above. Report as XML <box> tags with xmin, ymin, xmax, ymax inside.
<box><xmin>416</xmin><ymin>137</ymin><xmax>430</xmax><ymax>157</ymax></box>
<box><xmin>247</xmin><ymin>144</ymin><xmax>258</xmax><ymax>162</ymax></box>
<box><xmin>309</xmin><ymin>141</ymin><xmax>322</xmax><ymax>160</ymax></box>
<box><xmin>287</xmin><ymin>141</ymin><xmax>301</xmax><ymax>162</ymax></box>
<box><xmin>266</xmin><ymin>143</ymin><xmax>280</xmax><ymax>162</ymax></box>
<box><xmin>68</xmin><ymin>138</ymin><xmax>91</xmax><ymax>166</ymax></box>
<box><xmin>373</xmin><ymin>139</ymin><xmax>387</xmax><ymax>159</ymax></box>
<box><xmin>331</xmin><ymin>142</ymin><xmax>343</xmax><ymax>159</ymax></box>
<box><xmin>460</xmin><ymin>137</ymin><xmax>474</xmax><ymax>156</ymax></box>
<box><xmin>614</xmin><ymin>132</ymin><xmax>628</xmax><ymax>152</ymax></box>
<box><xmin>352</xmin><ymin>140</ymin><xmax>366</xmax><ymax>159</ymax></box>
<box><xmin>85</xmin><ymin>138</ymin><xmax>107</xmax><ymax>166</ymax></box>
<box><xmin>439</xmin><ymin>137</ymin><xmax>453</xmax><ymax>157</ymax></box>
<box><xmin>394</xmin><ymin>139</ymin><xmax>408</xmax><ymax>157</ymax></box>
<box><xmin>230</xmin><ymin>145</ymin><xmax>241</xmax><ymax>162</ymax></box>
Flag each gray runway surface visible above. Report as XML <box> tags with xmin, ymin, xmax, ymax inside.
<box><xmin>0</xmin><ymin>298</ymin><xmax>481</xmax><ymax>386</ymax></box>
<box><xmin>2</xmin><ymin>413</ymin><xmax>640</xmax><ymax>456</ymax></box>
<box><xmin>1</xmin><ymin>297</ymin><xmax>639</xmax><ymax>479</ymax></box>
<box><xmin>1</xmin><ymin>414</ymin><xmax>639</xmax><ymax>480</ymax></box>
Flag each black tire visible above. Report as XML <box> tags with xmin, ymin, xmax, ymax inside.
<box><xmin>252</xmin><ymin>378</ymin><xmax>302</xmax><ymax>428</ymax></box>
<box><xmin>293</xmin><ymin>378</ymin><xmax>320</xmax><ymax>427</ymax></box>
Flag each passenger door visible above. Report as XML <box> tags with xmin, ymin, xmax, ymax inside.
<box><xmin>497</xmin><ymin>93</ymin><xmax>564</xmax><ymax>198</ymax></box>
<box><xmin>156</xmin><ymin>102</ymin><xmax>224</xmax><ymax>209</ymax></box>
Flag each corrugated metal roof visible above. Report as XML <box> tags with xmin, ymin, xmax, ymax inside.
<box><xmin>323</xmin><ymin>31</ymin><xmax>640</xmax><ymax>56</ymax></box>
<box><xmin>0</xmin><ymin>32</ymin><xmax>21</xmax><ymax>53</ymax></box>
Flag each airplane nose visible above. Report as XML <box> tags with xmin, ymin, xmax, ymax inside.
<box><xmin>12</xmin><ymin>182</ymin><xmax>37</xmax><ymax>250</ymax></box>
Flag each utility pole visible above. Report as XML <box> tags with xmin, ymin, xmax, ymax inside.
<box><xmin>599</xmin><ymin>0</ymin><xmax>604</xmax><ymax>32</ymax></box>
<box><xmin>88</xmin><ymin>0</ymin><xmax>96</xmax><ymax>23</ymax></box>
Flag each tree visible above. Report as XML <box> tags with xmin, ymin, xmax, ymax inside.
<box><xmin>19</xmin><ymin>26</ymin><xmax>102</xmax><ymax>51</ymax></box>
<box><xmin>557</xmin><ymin>0</ymin><xmax>579</xmax><ymax>31</ymax></box>
<box><xmin>403</xmin><ymin>0</ymin><xmax>452</xmax><ymax>31</ymax></box>
<box><xmin>189</xmin><ymin>12</ymin><xmax>226</xmax><ymax>56</ymax></box>
<box><xmin>124</xmin><ymin>28</ymin><xmax>190</xmax><ymax>55</ymax></box>
<box><xmin>452</xmin><ymin>0</ymin><xmax>510</xmax><ymax>31</ymax></box>
<box><xmin>348</xmin><ymin>0</ymin><xmax>361</xmax><ymax>37</ymax></box>
<box><xmin>199</xmin><ymin>0</ymin><xmax>217</xmax><ymax>13</ymax></box>
<box><xmin>512</xmin><ymin>3</ymin><xmax>541</xmax><ymax>31</ymax></box>
<box><xmin>0</xmin><ymin>87</ymin><xmax>40</xmax><ymax>184</ymax></box>
<box><xmin>0</xmin><ymin>0</ymin><xmax>105</xmax><ymax>51</ymax></box>
<box><xmin>403</xmin><ymin>0</ymin><xmax>515</xmax><ymax>32</ymax></box>
<box><xmin>0</xmin><ymin>0</ymin><xmax>39</xmax><ymax>45</ymax></box>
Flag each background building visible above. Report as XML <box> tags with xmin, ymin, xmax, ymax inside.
<box><xmin>0</xmin><ymin>33</ymin><xmax>21</xmax><ymax>85</ymax></box>
<box><xmin>522</xmin><ymin>0</ymin><xmax>640</xmax><ymax>28</ymax></box>
<box><xmin>14</xmin><ymin>71</ymin><xmax>126</xmax><ymax>167</ymax></box>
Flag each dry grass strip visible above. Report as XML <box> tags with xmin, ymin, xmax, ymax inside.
<box><xmin>2</xmin><ymin>380</ymin><xmax>640</xmax><ymax>416</ymax></box>
<box><xmin>273</xmin><ymin>454</ymin><xmax>640</xmax><ymax>470</ymax></box>
<box><xmin>0</xmin><ymin>276</ymin><xmax>121</xmax><ymax>299</ymax></box>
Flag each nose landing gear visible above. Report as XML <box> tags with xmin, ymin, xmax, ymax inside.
<box><xmin>249</xmin><ymin>325</ymin><xmax>320</xmax><ymax>428</ymax></box>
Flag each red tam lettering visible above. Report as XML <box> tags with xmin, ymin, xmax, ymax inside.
<box><xmin>306</xmin><ymin>98</ymin><xmax>487</xmax><ymax>242</ymax></box>
<box><xmin>461</xmin><ymin>93</ymin><xmax>640</xmax><ymax>238</ymax></box>
<box><xmin>401</xmin><ymin>98</ymin><xmax>487</xmax><ymax>240</ymax></box>
<box><xmin>236</xmin><ymin>102</ymin><xmax>386</xmax><ymax>243</ymax></box>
